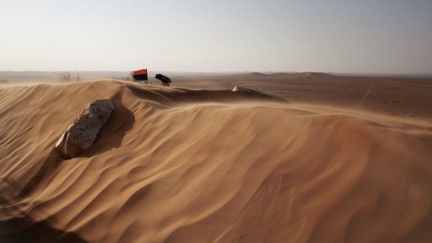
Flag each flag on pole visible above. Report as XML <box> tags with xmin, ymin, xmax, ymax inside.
<box><xmin>131</xmin><ymin>69</ymin><xmax>148</xmax><ymax>82</ymax></box>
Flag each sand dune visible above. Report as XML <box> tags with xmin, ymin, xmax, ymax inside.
<box><xmin>1</xmin><ymin>80</ymin><xmax>432</xmax><ymax>242</ymax></box>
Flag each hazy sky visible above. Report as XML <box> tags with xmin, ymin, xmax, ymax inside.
<box><xmin>1</xmin><ymin>0</ymin><xmax>431</xmax><ymax>73</ymax></box>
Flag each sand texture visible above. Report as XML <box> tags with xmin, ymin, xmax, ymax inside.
<box><xmin>1</xmin><ymin>79</ymin><xmax>432</xmax><ymax>243</ymax></box>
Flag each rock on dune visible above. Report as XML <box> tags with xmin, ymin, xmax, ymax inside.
<box><xmin>55</xmin><ymin>99</ymin><xmax>114</xmax><ymax>158</ymax></box>
<box><xmin>232</xmin><ymin>86</ymin><xmax>285</xmax><ymax>101</ymax></box>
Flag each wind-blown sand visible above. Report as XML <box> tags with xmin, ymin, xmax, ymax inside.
<box><xmin>1</xmin><ymin>80</ymin><xmax>432</xmax><ymax>242</ymax></box>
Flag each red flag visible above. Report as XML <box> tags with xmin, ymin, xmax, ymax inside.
<box><xmin>131</xmin><ymin>68</ymin><xmax>148</xmax><ymax>82</ymax></box>
<box><xmin>132</xmin><ymin>69</ymin><xmax>147</xmax><ymax>76</ymax></box>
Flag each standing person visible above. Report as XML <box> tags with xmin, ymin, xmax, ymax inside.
<box><xmin>155</xmin><ymin>73</ymin><xmax>172</xmax><ymax>87</ymax></box>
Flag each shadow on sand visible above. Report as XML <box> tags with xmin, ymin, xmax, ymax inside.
<box><xmin>0</xmin><ymin>216</ymin><xmax>88</xmax><ymax>243</ymax></box>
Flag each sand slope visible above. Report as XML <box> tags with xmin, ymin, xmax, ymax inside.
<box><xmin>1</xmin><ymin>80</ymin><xmax>432</xmax><ymax>243</ymax></box>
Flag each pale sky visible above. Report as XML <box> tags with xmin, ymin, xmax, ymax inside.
<box><xmin>1</xmin><ymin>0</ymin><xmax>431</xmax><ymax>73</ymax></box>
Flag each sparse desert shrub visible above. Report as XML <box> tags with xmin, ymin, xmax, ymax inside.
<box><xmin>55</xmin><ymin>72</ymin><xmax>80</xmax><ymax>82</ymax></box>
<box><xmin>111</xmin><ymin>76</ymin><xmax>132</xmax><ymax>81</ymax></box>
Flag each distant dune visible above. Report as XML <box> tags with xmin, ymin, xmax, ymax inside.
<box><xmin>219</xmin><ymin>71</ymin><xmax>335</xmax><ymax>79</ymax></box>
<box><xmin>1</xmin><ymin>80</ymin><xmax>432</xmax><ymax>242</ymax></box>
<box><xmin>248</xmin><ymin>71</ymin><xmax>335</xmax><ymax>77</ymax></box>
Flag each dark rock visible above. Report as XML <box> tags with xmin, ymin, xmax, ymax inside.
<box><xmin>232</xmin><ymin>86</ymin><xmax>285</xmax><ymax>101</ymax></box>
<box><xmin>55</xmin><ymin>99</ymin><xmax>114</xmax><ymax>158</ymax></box>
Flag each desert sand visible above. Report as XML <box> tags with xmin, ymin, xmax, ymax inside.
<box><xmin>1</xmin><ymin>74</ymin><xmax>432</xmax><ymax>243</ymax></box>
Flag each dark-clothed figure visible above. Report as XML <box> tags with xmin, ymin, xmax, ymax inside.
<box><xmin>155</xmin><ymin>73</ymin><xmax>172</xmax><ymax>87</ymax></box>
